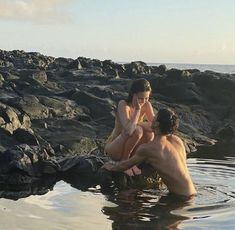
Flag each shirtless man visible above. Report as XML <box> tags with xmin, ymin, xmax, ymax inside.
<box><xmin>103</xmin><ymin>108</ymin><xmax>197</xmax><ymax>197</ymax></box>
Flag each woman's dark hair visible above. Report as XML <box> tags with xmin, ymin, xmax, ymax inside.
<box><xmin>126</xmin><ymin>78</ymin><xmax>152</xmax><ymax>104</ymax></box>
<box><xmin>156</xmin><ymin>108</ymin><xmax>179</xmax><ymax>135</ymax></box>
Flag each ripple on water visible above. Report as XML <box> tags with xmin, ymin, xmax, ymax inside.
<box><xmin>1</xmin><ymin>157</ymin><xmax>235</xmax><ymax>230</ymax></box>
<box><xmin>128</xmin><ymin>157</ymin><xmax>235</xmax><ymax>223</ymax></box>
<box><xmin>174</xmin><ymin>157</ymin><xmax>235</xmax><ymax>221</ymax></box>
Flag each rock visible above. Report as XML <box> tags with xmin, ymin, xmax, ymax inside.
<box><xmin>166</xmin><ymin>68</ymin><xmax>191</xmax><ymax>80</ymax></box>
<box><xmin>48</xmin><ymin>57</ymin><xmax>73</xmax><ymax>70</ymax></box>
<box><xmin>150</xmin><ymin>64</ymin><xmax>167</xmax><ymax>75</ymax></box>
<box><xmin>124</xmin><ymin>61</ymin><xmax>151</xmax><ymax>76</ymax></box>
<box><xmin>0</xmin><ymin>145</ymin><xmax>44</xmax><ymax>177</ymax></box>
<box><xmin>0</xmin><ymin>104</ymin><xmax>30</xmax><ymax>134</ymax></box>
<box><xmin>13</xmin><ymin>128</ymin><xmax>39</xmax><ymax>146</ymax></box>
<box><xmin>193</xmin><ymin>72</ymin><xmax>235</xmax><ymax>105</ymax></box>
<box><xmin>31</xmin><ymin>119</ymin><xmax>97</xmax><ymax>155</ymax></box>
<box><xmin>0</xmin><ymin>73</ymin><xmax>4</xmax><ymax>87</ymax></box>
<box><xmin>149</xmin><ymin>76</ymin><xmax>202</xmax><ymax>104</ymax></box>
<box><xmin>72</xmin><ymin>90</ymin><xmax>115</xmax><ymax>122</ymax></box>
<box><xmin>19</xmin><ymin>70</ymin><xmax>48</xmax><ymax>84</ymax></box>
<box><xmin>0</xmin><ymin>176</ymin><xmax>57</xmax><ymax>200</ymax></box>
<box><xmin>217</xmin><ymin>124</ymin><xmax>235</xmax><ymax>140</ymax></box>
<box><xmin>6</xmin><ymin>95</ymin><xmax>49</xmax><ymax>119</ymax></box>
<box><xmin>67</xmin><ymin>59</ymin><xmax>82</xmax><ymax>70</ymax></box>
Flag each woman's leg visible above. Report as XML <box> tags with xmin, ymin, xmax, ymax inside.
<box><xmin>104</xmin><ymin>134</ymin><xmax>126</xmax><ymax>161</ymax></box>
<box><xmin>120</xmin><ymin>126</ymin><xmax>143</xmax><ymax>160</ymax></box>
<box><xmin>105</xmin><ymin>126</ymin><xmax>144</xmax><ymax>176</ymax></box>
<box><xmin>130</xmin><ymin>130</ymin><xmax>154</xmax><ymax>175</ymax></box>
<box><xmin>130</xmin><ymin>130</ymin><xmax>154</xmax><ymax>157</ymax></box>
<box><xmin>120</xmin><ymin>126</ymin><xmax>143</xmax><ymax>176</ymax></box>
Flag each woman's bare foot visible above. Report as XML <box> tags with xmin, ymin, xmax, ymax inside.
<box><xmin>124</xmin><ymin>168</ymin><xmax>134</xmax><ymax>176</ymax></box>
<box><xmin>132</xmin><ymin>165</ymin><xmax>142</xmax><ymax>175</ymax></box>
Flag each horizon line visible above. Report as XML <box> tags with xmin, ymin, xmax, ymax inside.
<box><xmin>1</xmin><ymin>48</ymin><xmax>235</xmax><ymax>66</ymax></box>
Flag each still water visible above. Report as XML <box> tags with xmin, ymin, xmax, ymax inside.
<box><xmin>0</xmin><ymin>152</ymin><xmax>235</xmax><ymax>230</ymax></box>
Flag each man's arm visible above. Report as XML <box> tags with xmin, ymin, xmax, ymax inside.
<box><xmin>103</xmin><ymin>147</ymin><xmax>146</xmax><ymax>172</ymax></box>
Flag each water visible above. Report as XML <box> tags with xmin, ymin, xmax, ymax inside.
<box><xmin>151</xmin><ymin>63</ymin><xmax>235</xmax><ymax>74</ymax></box>
<box><xmin>0</xmin><ymin>150</ymin><xmax>235</xmax><ymax>230</ymax></box>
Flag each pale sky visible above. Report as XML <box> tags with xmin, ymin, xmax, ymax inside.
<box><xmin>0</xmin><ymin>0</ymin><xmax>235</xmax><ymax>64</ymax></box>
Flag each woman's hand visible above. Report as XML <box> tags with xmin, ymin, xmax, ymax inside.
<box><xmin>132</xmin><ymin>94</ymin><xmax>142</xmax><ymax>111</ymax></box>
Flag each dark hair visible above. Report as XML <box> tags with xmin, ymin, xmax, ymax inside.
<box><xmin>126</xmin><ymin>78</ymin><xmax>152</xmax><ymax>104</ymax></box>
<box><xmin>155</xmin><ymin>108</ymin><xmax>179</xmax><ymax>135</ymax></box>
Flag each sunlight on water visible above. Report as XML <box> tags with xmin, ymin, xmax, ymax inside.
<box><xmin>0</xmin><ymin>156</ymin><xmax>235</xmax><ymax>230</ymax></box>
<box><xmin>0</xmin><ymin>181</ymin><xmax>114</xmax><ymax>230</ymax></box>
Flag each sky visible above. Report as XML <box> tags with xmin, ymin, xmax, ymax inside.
<box><xmin>0</xmin><ymin>0</ymin><xmax>235</xmax><ymax>64</ymax></box>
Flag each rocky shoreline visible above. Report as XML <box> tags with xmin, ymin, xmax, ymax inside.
<box><xmin>0</xmin><ymin>49</ymin><xmax>234</xmax><ymax>199</ymax></box>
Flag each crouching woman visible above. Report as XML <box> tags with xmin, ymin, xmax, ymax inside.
<box><xmin>104</xmin><ymin>78</ymin><xmax>155</xmax><ymax>176</ymax></box>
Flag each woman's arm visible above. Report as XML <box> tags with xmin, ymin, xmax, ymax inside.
<box><xmin>144</xmin><ymin>101</ymin><xmax>155</xmax><ymax>122</ymax></box>
<box><xmin>136</xmin><ymin>101</ymin><xmax>155</xmax><ymax>132</ymax></box>
<box><xmin>118</xmin><ymin>99</ymin><xmax>141</xmax><ymax>136</ymax></box>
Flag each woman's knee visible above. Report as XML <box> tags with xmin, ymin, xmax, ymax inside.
<box><xmin>143</xmin><ymin>131</ymin><xmax>154</xmax><ymax>142</ymax></box>
<box><xmin>133</xmin><ymin>126</ymin><xmax>143</xmax><ymax>139</ymax></box>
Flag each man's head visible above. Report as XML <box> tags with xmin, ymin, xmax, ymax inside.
<box><xmin>152</xmin><ymin>108</ymin><xmax>179</xmax><ymax>135</ymax></box>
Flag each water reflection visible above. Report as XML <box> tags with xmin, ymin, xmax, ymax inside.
<box><xmin>0</xmin><ymin>143</ymin><xmax>235</xmax><ymax>229</ymax></box>
<box><xmin>102</xmin><ymin>188</ymin><xmax>193</xmax><ymax>230</ymax></box>
<box><xmin>100</xmin><ymin>147</ymin><xmax>235</xmax><ymax>230</ymax></box>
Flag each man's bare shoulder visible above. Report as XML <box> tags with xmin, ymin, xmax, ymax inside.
<box><xmin>169</xmin><ymin>134</ymin><xmax>184</xmax><ymax>145</ymax></box>
<box><xmin>168</xmin><ymin>134</ymin><xmax>187</xmax><ymax>157</ymax></box>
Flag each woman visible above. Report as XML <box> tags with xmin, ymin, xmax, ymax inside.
<box><xmin>104</xmin><ymin>78</ymin><xmax>155</xmax><ymax>176</ymax></box>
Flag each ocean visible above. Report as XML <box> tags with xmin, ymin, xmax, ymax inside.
<box><xmin>151</xmin><ymin>63</ymin><xmax>235</xmax><ymax>74</ymax></box>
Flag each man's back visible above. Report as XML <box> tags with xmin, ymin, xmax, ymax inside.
<box><xmin>142</xmin><ymin>135</ymin><xmax>196</xmax><ymax>196</ymax></box>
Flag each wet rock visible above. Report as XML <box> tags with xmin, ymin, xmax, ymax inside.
<box><xmin>0</xmin><ymin>176</ymin><xmax>57</xmax><ymax>200</ymax></box>
<box><xmin>0</xmin><ymin>145</ymin><xmax>44</xmax><ymax>177</ymax></box>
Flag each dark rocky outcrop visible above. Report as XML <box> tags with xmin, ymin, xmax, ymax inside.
<box><xmin>0</xmin><ymin>49</ymin><xmax>234</xmax><ymax>198</ymax></box>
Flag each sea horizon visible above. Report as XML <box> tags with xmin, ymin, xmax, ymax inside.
<box><xmin>151</xmin><ymin>62</ymin><xmax>235</xmax><ymax>74</ymax></box>
<box><xmin>118</xmin><ymin>61</ymin><xmax>235</xmax><ymax>74</ymax></box>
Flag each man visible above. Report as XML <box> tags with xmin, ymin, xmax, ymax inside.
<box><xmin>103</xmin><ymin>108</ymin><xmax>197</xmax><ymax>197</ymax></box>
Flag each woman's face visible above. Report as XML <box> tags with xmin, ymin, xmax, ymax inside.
<box><xmin>136</xmin><ymin>91</ymin><xmax>150</xmax><ymax>106</ymax></box>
